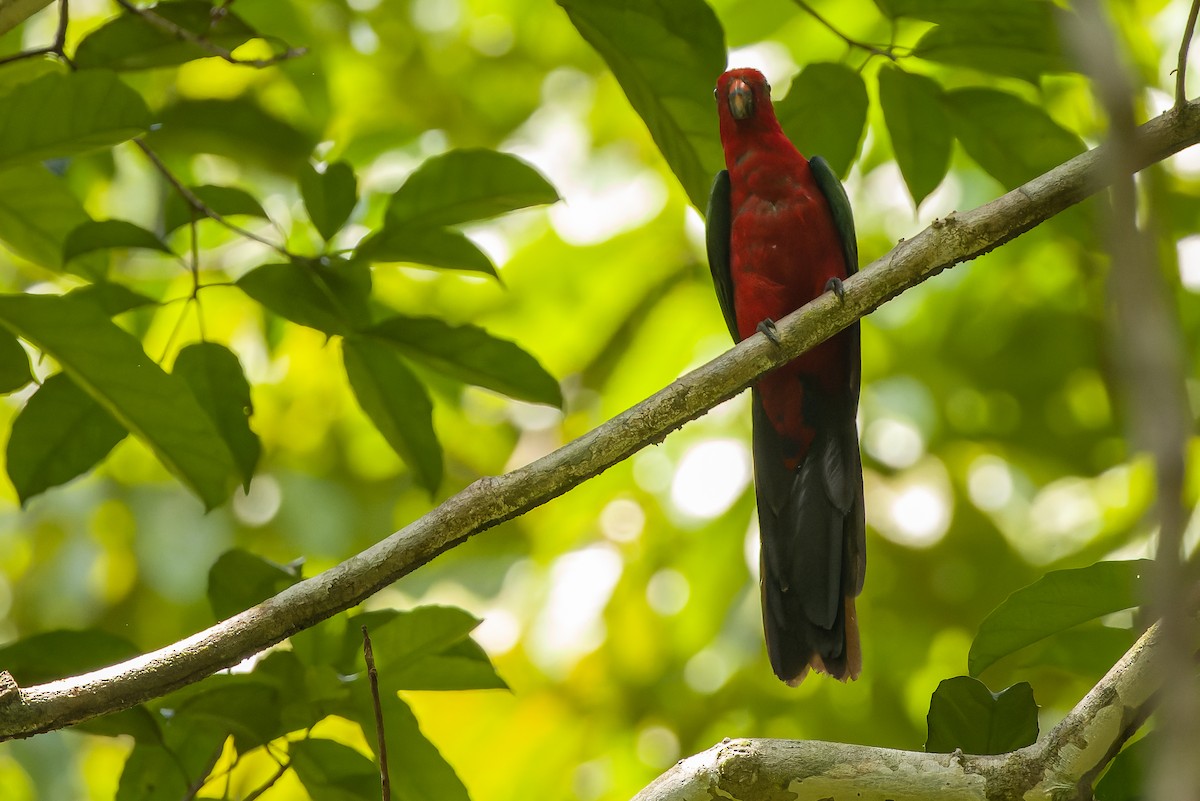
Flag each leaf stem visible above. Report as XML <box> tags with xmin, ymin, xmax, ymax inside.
<box><xmin>791</xmin><ymin>0</ymin><xmax>895</xmax><ymax>61</ymax></box>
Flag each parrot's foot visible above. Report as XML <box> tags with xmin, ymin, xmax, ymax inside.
<box><xmin>756</xmin><ymin>318</ymin><xmax>781</xmax><ymax>345</ymax></box>
<box><xmin>824</xmin><ymin>277</ymin><xmax>846</xmax><ymax>302</ymax></box>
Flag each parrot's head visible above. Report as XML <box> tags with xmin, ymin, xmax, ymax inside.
<box><xmin>715</xmin><ymin>68</ymin><xmax>781</xmax><ymax>139</ymax></box>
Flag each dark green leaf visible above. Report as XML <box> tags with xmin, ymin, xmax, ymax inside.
<box><xmin>6</xmin><ymin>373</ymin><xmax>128</xmax><ymax>502</ymax></box>
<box><xmin>344</xmin><ymin>690</ymin><xmax>470</xmax><ymax>801</ymax></box>
<box><xmin>75</xmin><ymin>1</ymin><xmax>258</xmax><ymax>71</ymax></box>
<box><xmin>173</xmin><ymin>681</ymin><xmax>282</xmax><ymax>752</ymax></box>
<box><xmin>0</xmin><ymin>628</ymin><xmax>140</xmax><ymax>684</ymax></box>
<box><xmin>352</xmin><ymin>605</ymin><xmax>481</xmax><ymax>670</ymax></box>
<box><xmin>0</xmin><ymin>70</ymin><xmax>151</xmax><ymax>170</ymax></box>
<box><xmin>301</xmin><ymin>161</ymin><xmax>358</xmax><ymax>241</ymax></box>
<box><xmin>969</xmin><ymin>560</ymin><xmax>1150</xmax><ymax>676</ymax></box>
<box><xmin>342</xmin><ymin>336</ymin><xmax>442</xmax><ymax>493</ymax></box>
<box><xmin>206</xmin><ymin>548</ymin><xmax>300</xmax><ymax>620</ymax></box>
<box><xmin>0</xmin><ymin>294</ymin><xmax>238</xmax><ymax>509</ymax></box>
<box><xmin>162</xmin><ymin>184</ymin><xmax>269</xmax><ymax>234</ymax></box>
<box><xmin>291</xmin><ymin>738</ymin><xmax>381</xmax><ymax>801</ymax></box>
<box><xmin>926</xmin><ymin>676</ymin><xmax>1038</xmax><ymax>754</ymax></box>
<box><xmin>944</xmin><ymin>88</ymin><xmax>1086</xmax><ymax>190</ymax></box>
<box><xmin>63</xmin><ymin>220</ymin><xmax>172</xmax><ymax>263</ymax></box>
<box><xmin>557</xmin><ymin>0</ymin><xmax>726</xmax><ymax>210</ymax></box>
<box><xmin>0</xmin><ymin>328</ymin><xmax>31</xmax><ymax>393</ymax></box>
<box><xmin>116</xmin><ymin>723</ymin><xmax>225</xmax><ymax>801</ymax></box>
<box><xmin>237</xmin><ymin>259</ymin><xmax>372</xmax><ymax>335</ymax></box>
<box><xmin>66</xmin><ymin>282</ymin><xmax>158</xmax><ymax>316</ymax></box>
<box><xmin>0</xmin><ymin>56</ymin><xmax>65</xmax><ymax>96</ymax></box>
<box><xmin>775</xmin><ymin>63</ymin><xmax>868</xmax><ymax>178</ymax></box>
<box><xmin>877</xmin><ymin>65</ymin><xmax>951</xmax><ymax>207</ymax></box>
<box><xmin>912</xmin><ymin>2</ymin><xmax>1072</xmax><ymax>83</ymax></box>
<box><xmin>1095</xmin><ymin>736</ymin><xmax>1152</xmax><ymax>801</ymax></box>
<box><xmin>146</xmin><ymin>98</ymin><xmax>316</xmax><ymax>175</ymax></box>
<box><xmin>253</xmin><ymin>651</ymin><xmax>349</xmax><ymax>732</ymax></box>
<box><xmin>356</xmin><ymin>225</ymin><xmax>497</xmax><ymax>277</ymax></box>
<box><xmin>367</xmin><ymin>314</ymin><xmax>561</xmax><ymax>406</ymax></box>
<box><xmin>75</xmin><ymin>706</ymin><xmax>163</xmax><ymax>744</ymax></box>
<box><xmin>0</xmin><ymin>164</ymin><xmax>106</xmax><ymax>277</ymax></box>
<box><xmin>173</xmin><ymin>342</ymin><xmax>260</xmax><ymax>489</ymax></box>
<box><xmin>387</xmin><ymin>638</ymin><xmax>508</xmax><ymax>692</ymax></box>
<box><xmin>385</xmin><ymin>148</ymin><xmax>558</xmax><ymax>229</ymax></box>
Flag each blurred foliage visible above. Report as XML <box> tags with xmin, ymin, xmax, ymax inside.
<box><xmin>0</xmin><ymin>0</ymin><xmax>1198</xmax><ymax>798</ymax></box>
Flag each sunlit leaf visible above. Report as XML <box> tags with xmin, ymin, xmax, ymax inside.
<box><xmin>367</xmin><ymin>315</ymin><xmax>561</xmax><ymax>406</ymax></box>
<box><xmin>0</xmin><ymin>294</ymin><xmax>237</xmax><ymax>509</ymax></box>
<box><xmin>926</xmin><ymin>676</ymin><xmax>1038</xmax><ymax>754</ymax></box>
<box><xmin>558</xmin><ymin>0</ymin><xmax>726</xmax><ymax>211</ymax></box>
<box><xmin>0</xmin><ymin>70</ymin><xmax>150</xmax><ymax>169</ymax></box>
<box><xmin>0</xmin><ymin>328</ymin><xmax>31</xmax><ymax>393</ymax></box>
<box><xmin>301</xmin><ymin>161</ymin><xmax>358</xmax><ymax>241</ymax></box>
<box><xmin>237</xmin><ymin>259</ymin><xmax>372</xmax><ymax>335</ymax></box>
<box><xmin>75</xmin><ymin>1</ymin><xmax>259</xmax><ymax>71</ymax></box>
<box><xmin>162</xmin><ymin>184</ymin><xmax>269</xmax><ymax>234</ymax></box>
<box><xmin>0</xmin><ymin>164</ymin><xmax>106</xmax><ymax>277</ymax></box>
<box><xmin>944</xmin><ymin>88</ymin><xmax>1086</xmax><ymax>190</ymax></box>
<box><xmin>877</xmin><ymin>65</ymin><xmax>951</xmax><ymax>207</ymax></box>
<box><xmin>6</xmin><ymin>373</ymin><xmax>128</xmax><ymax>502</ymax></box>
<box><xmin>63</xmin><ymin>220</ymin><xmax>173</xmax><ymax>263</ymax></box>
<box><xmin>342</xmin><ymin>336</ymin><xmax>442</xmax><ymax>493</ymax></box>
<box><xmin>775</xmin><ymin>62</ymin><xmax>868</xmax><ymax>178</ymax></box>
<box><xmin>356</xmin><ymin>225</ymin><xmax>497</xmax><ymax>277</ymax></box>
<box><xmin>969</xmin><ymin>560</ymin><xmax>1150</xmax><ymax>676</ymax></box>
<box><xmin>173</xmin><ymin>342</ymin><xmax>260</xmax><ymax>489</ymax></box>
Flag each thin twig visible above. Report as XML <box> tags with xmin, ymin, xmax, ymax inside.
<box><xmin>0</xmin><ymin>0</ymin><xmax>69</xmax><ymax>66</ymax></box>
<box><xmin>791</xmin><ymin>0</ymin><xmax>895</xmax><ymax>61</ymax></box>
<box><xmin>112</xmin><ymin>0</ymin><xmax>306</xmax><ymax>68</ymax></box>
<box><xmin>133</xmin><ymin>139</ymin><xmax>293</xmax><ymax>257</ymax></box>
<box><xmin>0</xmin><ymin>45</ymin><xmax>54</xmax><ymax>66</ymax></box>
<box><xmin>1178</xmin><ymin>0</ymin><xmax>1200</xmax><ymax>107</ymax></box>
<box><xmin>361</xmin><ymin>626</ymin><xmax>390</xmax><ymax>801</ymax></box>
<box><xmin>242</xmin><ymin>757</ymin><xmax>291</xmax><ymax>801</ymax></box>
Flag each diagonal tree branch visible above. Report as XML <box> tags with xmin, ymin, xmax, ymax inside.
<box><xmin>1</xmin><ymin>97</ymin><xmax>1200</xmax><ymax>743</ymax></box>
<box><xmin>632</xmin><ymin>622</ymin><xmax>1187</xmax><ymax>801</ymax></box>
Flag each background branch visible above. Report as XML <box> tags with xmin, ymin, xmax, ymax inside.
<box><xmin>633</xmin><ymin>623</ymin><xmax>1181</xmax><ymax>801</ymax></box>
<box><xmin>1</xmin><ymin>96</ymin><xmax>1200</xmax><ymax>744</ymax></box>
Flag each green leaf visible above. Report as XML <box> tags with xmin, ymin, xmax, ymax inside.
<box><xmin>877</xmin><ymin>65</ymin><xmax>951</xmax><ymax>207</ymax></box>
<box><xmin>385</xmin><ymin>148</ymin><xmax>558</xmax><ymax>229</ymax></box>
<box><xmin>350</xmin><ymin>606</ymin><xmax>481</xmax><ymax>671</ymax></box>
<box><xmin>291</xmin><ymin>738</ymin><xmax>381</xmax><ymax>801</ymax></box>
<box><xmin>356</xmin><ymin>225</ymin><xmax>497</xmax><ymax>277</ymax></box>
<box><xmin>6</xmin><ymin>373</ymin><xmax>128</xmax><ymax>502</ymax></box>
<box><xmin>342</xmin><ymin>336</ymin><xmax>442</xmax><ymax>493</ymax></box>
<box><xmin>367</xmin><ymin>315</ymin><xmax>561</xmax><ymax>407</ymax></box>
<box><xmin>162</xmin><ymin>184</ymin><xmax>269</xmax><ymax>234</ymax></box>
<box><xmin>0</xmin><ymin>294</ymin><xmax>238</xmax><ymax>509</ymax></box>
<box><xmin>775</xmin><ymin>62</ymin><xmax>868</xmax><ymax>178</ymax></box>
<box><xmin>66</xmin><ymin>282</ymin><xmax>158</xmax><ymax>316</ymax></box>
<box><xmin>969</xmin><ymin>560</ymin><xmax>1150</xmax><ymax>676</ymax></box>
<box><xmin>75</xmin><ymin>706</ymin><xmax>163</xmax><ymax>744</ymax></box>
<box><xmin>173</xmin><ymin>681</ymin><xmax>282</xmax><ymax>752</ymax></box>
<box><xmin>387</xmin><ymin>638</ymin><xmax>508</xmax><ymax>692</ymax></box>
<box><xmin>0</xmin><ymin>70</ymin><xmax>151</xmax><ymax>170</ymax></box>
<box><xmin>207</xmin><ymin>549</ymin><xmax>301</xmax><ymax>620</ymax></box>
<box><xmin>0</xmin><ymin>628</ymin><xmax>140</xmax><ymax>684</ymax></box>
<box><xmin>301</xmin><ymin>161</ymin><xmax>358</xmax><ymax>241</ymax></box>
<box><xmin>0</xmin><ymin>328</ymin><xmax>31</xmax><ymax>393</ymax></box>
<box><xmin>173</xmin><ymin>342</ymin><xmax>260</xmax><ymax>489</ymax></box>
<box><xmin>237</xmin><ymin>259</ymin><xmax>372</xmax><ymax>335</ymax></box>
<box><xmin>116</xmin><ymin>725</ymin><xmax>225</xmax><ymax>801</ymax></box>
<box><xmin>75</xmin><ymin>1</ymin><xmax>259</xmax><ymax>71</ymax></box>
<box><xmin>0</xmin><ymin>56</ymin><xmax>65</xmax><ymax>97</ymax></box>
<box><xmin>344</xmin><ymin>690</ymin><xmax>470</xmax><ymax>801</ymax></box>
<box><xmin>926</xmin><ymin>677</ymin><xmax>1038</xmax><ymax>754</ymax></box>
<box><xmin>1095</xmin><ymin>736</ymin><xmax>1152</xmax><ymax>801</ymax></box>
<box><xmin>911</xmin><ymin>2</ymin><xmax>1072</xmax><ymax>83</ymax></box>
<box><xmin>0</xmin><ymin>164</ymin><xmax>106</xmax><ymax>278</ymax></box>
<box><xmin>146</xmin><ymin>98</ymin><xmax>316</xmax><ymax>175</ymax></box>
<box><xmin>944</xmin><ymin>88</ymin><xmax>1086</xmax><ymax>191</ymax></box>
<box><xmin>557</xmin><ymin>0</ymin><xmax>726</xmax><ymax>210</ymax></box>
<box><xmin>63</xmin><ymin>220</ymin><xmax>173</xmax><ymax>263</ymax></box>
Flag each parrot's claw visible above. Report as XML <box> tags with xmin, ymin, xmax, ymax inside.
<box><xmin>757</xmin><ymin>318</ymin><xmax>781</xmax><ymax>346</ymax></box>
<box><xmin>824</xmin><ymin>277</ymin><xmax>846</xmax><ymax>303</ymax></box>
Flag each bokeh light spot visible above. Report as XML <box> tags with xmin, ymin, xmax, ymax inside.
<box><xmin>670</xmin><ymin>439</ymin><xmax>750</xmax><ymax>520</ymax></box>
<box><xmin>645</xmin><ymin>569</ymin><xmax>689</xmax><ymax>615</ymax></box>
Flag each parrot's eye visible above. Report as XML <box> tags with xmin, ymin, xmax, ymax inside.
<box><xmin>728</xmin><ymin>79</ymin><xmax>754</xmax><ymax>120</ymax></box>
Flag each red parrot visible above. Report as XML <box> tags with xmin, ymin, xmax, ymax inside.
<box><xmin>706</xmin><ymin>68</ymin><xmax>865</xmax><ymax>684</ymax></box>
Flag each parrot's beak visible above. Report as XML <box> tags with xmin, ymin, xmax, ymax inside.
<box><xmin>728</xmin><ymin>79</ymin><xmax>754</xmax><ymax>120</ymax></box>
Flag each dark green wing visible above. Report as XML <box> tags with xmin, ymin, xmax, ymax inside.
<box><xmin>705</xmin><ymin>169</ymin><xmax>738</xmax><ymax>342</ymax></box>
<box><xmin>809</xmin><ymin>156</ymin><xmax>858</xmax><ymax>277</ymax></box>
